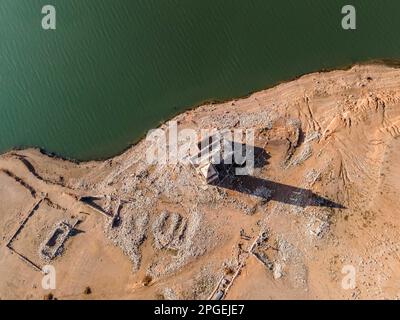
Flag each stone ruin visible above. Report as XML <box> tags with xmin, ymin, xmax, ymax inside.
<box><xmin>39</xmin><ymin>220</ymin><xmax>78</xmax><ymax>261</ymax></box>
<box><xmin>106</xmin><ymin>205</ymin><xmax>149</xmax><ymax>271</ymax></box>
<box><xmin>152</xmin><ymin>211</ymin><xmax>187</xmax><ymax>251</ymax></box>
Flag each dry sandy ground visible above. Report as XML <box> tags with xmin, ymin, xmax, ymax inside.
<box><xmin>1</xmin><ymin>64</ymin><xmax>400</xmax><ymax>300</ymax></box>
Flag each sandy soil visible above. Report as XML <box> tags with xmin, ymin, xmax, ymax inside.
<box><xmin>1</xmin><ymin>64</ymin><xmax>400</xmax><ymax>300</ymax></box>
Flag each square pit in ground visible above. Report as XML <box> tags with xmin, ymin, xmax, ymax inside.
<box><xmin>0</xmin><ymin>171</ymin><xmax>37</xmax><ymax>246</ymax></box>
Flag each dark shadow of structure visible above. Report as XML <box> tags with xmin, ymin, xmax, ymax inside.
<box><xmin>211</xmin><ymin>143</ymin><xmax>345</xmax><ymax>209</ymax></box>
<box><xmin>69</xmin><ymin>228</ymin><xmax>85</xmax><ymax>237</ymax></box>
<box><xmin>79</xmin><ymin>196</ymin><xmax>112</xmax><ymax>216</ymax></box>
<box><xmin>213</xmin><ymin>175</ymin><xmax>345</xmax><ymax>208</ymax></box>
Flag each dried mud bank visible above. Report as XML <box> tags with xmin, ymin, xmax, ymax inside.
<box><xmin>1</xmin><ymin>64</ymin><xmax>400</xmax><ymax>299</ymax></box>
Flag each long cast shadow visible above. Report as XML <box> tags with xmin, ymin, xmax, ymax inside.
<box><xmin>209</xmin><ymin>141</ymin><xmax>345</xmax><ymax>209</ymax></box>
<box><xmin>212</xmin><ymin>174</ymin><xmax>345</xmax><ymax>208</ymax></box>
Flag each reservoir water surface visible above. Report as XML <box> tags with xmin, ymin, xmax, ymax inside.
<box><xmin>1</xmin><ymin>0</ymin><xmax>400</xmax><ymax>160</ymax></box>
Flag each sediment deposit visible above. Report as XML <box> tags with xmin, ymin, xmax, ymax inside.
<box><xmin>1</xmin><ymin>64</ymin><xmax>400</xmax><ymax>299</ymax></box>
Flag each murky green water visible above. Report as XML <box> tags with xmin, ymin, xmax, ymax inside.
<box><xmin>1</xmin><ymin>0</ymin><xmax>400</xmax><ymax>160</ymax></box>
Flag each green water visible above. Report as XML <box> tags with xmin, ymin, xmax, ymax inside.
<box><xmin>1</xmin><ymin>0</ymin><xmax>400</xmax><ymax>160</ymax></box>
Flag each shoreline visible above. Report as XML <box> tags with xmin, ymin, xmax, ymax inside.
<box><xmin>3</xmin><ymin>59</ymin><xmax>400</xmax><ymax>164</ymax></box>
<box><xmin>2</xmin><ymin>63</ymin><xmax>400</xmax><ymax>299</ymax></box>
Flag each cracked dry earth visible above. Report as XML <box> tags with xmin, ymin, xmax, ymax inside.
<box><xmin>1</xmin><ymin>64</ymin><xmax>400</xmax><ymax>300</ymax></box>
